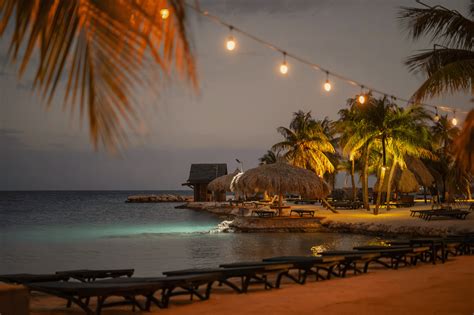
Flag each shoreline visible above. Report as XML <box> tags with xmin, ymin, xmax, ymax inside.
<box><xmin>181</xmin><ymin>202</ymin><xmax>474</xmax><ymax>237</ymax></box>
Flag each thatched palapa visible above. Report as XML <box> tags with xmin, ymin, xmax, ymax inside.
<box><xmin>404</xmin><ymin>156</ymin><xmax>434</xmax><ymax>187</ymax></box>
<box><xmin>396</xmin><ymin>169</ymin><xmax>420</xmax><ymax>193</ymax></box>
<box><xmin>207</xmin><ymin>169</ymin><xmax>241</xmax><ymax>192</ymax></box>
<box><xmin>235</xmin><ymin>161</ymin><xmax>331</xmax><ymax>199</ymax></box>
<box><xmin>375</xmin><ymin>166</ymin><xmax>420</xmax><ymax>193</ymax></box>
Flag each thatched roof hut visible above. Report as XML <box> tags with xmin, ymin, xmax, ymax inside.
<box><xmin>207</xmin><ymin>169</ymin><xmax>241</xmax><ymax>192</ymax></box>
<box><xmin>404</xmin><ymin>156</ymin><xmax>434</xmax><ymax>187</ymax></box>
<box><xmin>396</xmin><ymin>169</ymin><xmax>419</xmax><ymax>193</ymax></box>
<box><xmin>375</xmin><ymin>166</ymin><xmax>420</xmax><ymax>193</ymax></box>
<box><xmin>235</xmin><ymin>161</ymin><xmax>331</xmax><ymax>199</ymax></box>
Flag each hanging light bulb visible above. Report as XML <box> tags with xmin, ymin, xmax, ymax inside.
<box><xmin>433</xmin><ymin>107</ymin><xmax>440</xmax><ymax>122</ymax></box>
<box><xmin>279</xmin><ymin>52</ymin><xmax>288</xmax><ymax>75</ymax></box>
<box><xmin>323</xmin><ymin>71</ymin><xmax>332</xmax><ymax>92</ymax></box>
<box><xmin>452</xmin><ymin>111</ymin><xmax>458</xmax><ymax>126</ymax></box>
<box><xmin>225</xmin><ymin>26</ymin><xmax>236</xmax><ymax>51</ymax></box>
<box><xmin>160</xmin><ymin>8</ymin><xmax>170</xmax><ymax>19</ymax></box>
<box><xmin>358</xmin><ymin>86</ymin><xmax>366</xmax><ymax>104</ymax></box>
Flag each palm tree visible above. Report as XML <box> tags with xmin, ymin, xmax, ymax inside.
<box><xmin>0</xmin><ymin>0</ymin><xmax>196</xmax><ymax>151</ymax></box>
<box><xmin>273</xmin><ymin>111</ymin><xmax>335</xmax><ymax>176</ymax></box>
<box><xmin>259</xmin><ymin>149</ymin><xmax>279</xmax><ymax>165</ymax></box>
<box><xmin>378</xmin><ymin>105</ymin><xmax>434</xmax><ymax>209</ymax></box>
<box><xmin>428</xmin><ymin>114</ymin><xmax>460</xmax><ymax>202</ymax></box>
<box><xmin>399</xmin><ymin>1</ymin><xmax>473</xmax><ymax>102</ymax></box>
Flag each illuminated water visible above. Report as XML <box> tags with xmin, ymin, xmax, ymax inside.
<box><xmin>0</xmin><ymin>191</ymin><xmax>375</xmax><ymax>276</ymax></box>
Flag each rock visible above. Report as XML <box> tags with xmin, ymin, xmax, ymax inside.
<box><xmin>126</xmin><ymin>194</ymin><xmax>192</xmax><ymax>203</ymax></box>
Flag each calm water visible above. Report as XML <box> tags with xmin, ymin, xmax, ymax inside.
<box><xmin>0</xmin><ymin>191</ymin><xmax>376</xmax><ymax>276</ymax></box>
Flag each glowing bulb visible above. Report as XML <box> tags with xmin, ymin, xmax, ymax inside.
<box><xmin>280</xmin><ymin>62</ymin><xmax>288</xmax><ymax>74</ymax></box>
<box><xmin>452</xmin><ymin>117</ymin><xmax>458</xmax><ymax>126</ymax></box>
<box><xmin>160</xmin><ymin>8</ymin><xmax>170</xmax><ymax>19</ymax></box>
<box><xmin>358</xmin><ymin>94</ymin><xmax>366</xmax><ymax>104</ymax></box>
<box><xmin>226</xmin><ymin>36</ymin><xmax>236</xmax><ymax>51</ymax></box>
<box><xmin>324</xmin><ymin>80</ymin><xmax>332</xmax><ymax>92</ymax></box>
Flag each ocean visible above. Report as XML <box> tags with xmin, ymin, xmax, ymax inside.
<box><xmin>0</xmin><ymin>191</ymin><xmax>376</xmax><ymax>276</ymax></box>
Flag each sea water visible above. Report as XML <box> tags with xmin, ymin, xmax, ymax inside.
<box><xmin>0</xmin><ymin>191</ymin><xmax>375</xmax><ymax>276</ymax></box>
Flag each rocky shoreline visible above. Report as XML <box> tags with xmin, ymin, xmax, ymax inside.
<box><xmin>178</xmin><ymin>202</ymin><xmax>474</xmax><ymax>237</ymax></box>
<box><xmin>126</xmin><ymin>194</ymin><xmax>192</xmax><ymax>203</ymax></box>
<box><xmin>319</xmin><ymin>220</ymin><xmax>472</xmax><ymax>237</ymax></box>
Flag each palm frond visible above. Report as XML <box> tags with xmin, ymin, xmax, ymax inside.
<box><xmin>0</xmin><ymin>0</ymin><xmax>196</xmax><ymax>151</ymax></box>
<box><xmin>399</xmin><ymin>2</ymin><xmax>474</xmax><ymax>50</ymax></box>
<box><xmin>410</xmin><ymin>57</ymin><xmax>474</xmax><ymax>101</ymax></box>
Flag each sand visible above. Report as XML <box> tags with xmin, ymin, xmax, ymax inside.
<box><xmin>30</xmin><ymin>256</ymin><xmax>474</xmax><ymax>315</ymax></box>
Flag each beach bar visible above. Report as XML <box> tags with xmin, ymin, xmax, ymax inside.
<box><xmin>183</xmin><ymin>163</ymin><xmax>228</xmax><ymax>201</ymax></box>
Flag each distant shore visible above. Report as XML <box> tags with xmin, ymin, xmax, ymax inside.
<box><xmin>180</xmin><ymin>202</ymin><xmax>474</xmax><ymax>237</ymax></box>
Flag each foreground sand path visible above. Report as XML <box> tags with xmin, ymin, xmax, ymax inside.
<box><xmin>31</xmin><ymin>256</ymin><xmax>474</xmax><ymax>315</ymax></box>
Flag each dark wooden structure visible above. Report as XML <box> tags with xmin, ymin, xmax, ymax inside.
<box><xmin>182</xmin><ymin>164</ymin><xmax>227</xmax><ymax>202</ymax></box>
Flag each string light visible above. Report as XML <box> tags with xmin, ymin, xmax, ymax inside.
<box><xmin>226</xmin><ymin>26</ymin><xmax>236</xmax><ymax>51</ymax></box>
<box><xmin>452</xmin><ymin>111</ymin><xmax>458</xmax><ymax>126</ymax></box>
<box><xmin>358</xmin><ymin>86</ymin><xmax>366</xmax><ymax>104</ymax></box>
<box><xmin>160</xmin><ymin>8</ymin><xmax>170</xmax><ymax>19</ymax></box>
<box><xmin>184</xmin><ymin>3</ymin><xmax>468</xmax><ymax>117</ymax></box>
<box><xmin>324</xmin><ymin>71</ymin><xmax>332</xmax><ymax>92</ymax></box>
<box><xmin>279</xmin><ymin>52</ymin><xmax>288</xmax><ymax>75</ymax></box>
<box><xmin>434</xmin><ymin>107</ymin><xmax>440</xmax><ymax>122</ymax></box>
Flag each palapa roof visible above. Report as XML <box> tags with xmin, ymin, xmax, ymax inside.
<box><xmin>234</xmin><ymin>161</ymin><xmax>331</xmax><ymax>198</ymax></box>
<box><xmin>375</xmin><ymin>167</ymin><xmax>420</xmax><ymax>193</ymax></box>
<box><xmin>207</xmin><ymin>169</ymin><xmax>241</xmax><ymax>192</ymax></box>
<box><xmin>404</xmin><ymin>156</ymin><xmax>434</xmax><ymax>187</ymax></box>
<box><xmin>183</xmin><ymin>163</ymin><xmax>227</xmax><ymax>185</ymax></box>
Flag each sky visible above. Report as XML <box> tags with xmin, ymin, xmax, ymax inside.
<box><xmin>0</xmin><ymin>0</ymin><xmax>472</xmax><ymax>190</ymax></box>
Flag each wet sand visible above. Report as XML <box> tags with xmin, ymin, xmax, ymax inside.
<box><xmin>30</xmin><ymin>256</ymin><xmax>474</xmax><ymax>315</ymax></box>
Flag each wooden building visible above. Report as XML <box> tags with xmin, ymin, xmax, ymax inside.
<box><xmin>182</xmin><ymin>163</ymin><xmax>228</xmax><ymax>202</ymax></box>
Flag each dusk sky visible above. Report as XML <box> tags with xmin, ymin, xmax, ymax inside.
<box><xmin>0</xmin><ymin>0</ymin><xmax>472</xmax><ymax>190</ymax></box>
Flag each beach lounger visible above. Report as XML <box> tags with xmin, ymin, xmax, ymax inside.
<box><xmin>163</xmin><ymin>266</ymin><xmax>286</xmax><ymax>293</ymax></box>
<box><xmin>262</xmin><ymin>256</ymin><xmax>345</xmax><ymax>282</ymax></box>
<box><xmin>55</xmin><ymin>269</ymin><xmax>134</xmax><ymax>282</ymax></box>
<box><xmin>252</xmin><ymin>209</ymin><xmax>276</xmax><ymax>218</ymax></box>
<box><xmin>0</xmin><ymin>273</ymin><xmax>70</xmax><ymax>284</ymax></box>
<box><xmin>290</xmin><ymin>209</ymin><xmax>315</xmax><ymax>217</ymax></box>
<box><xmin>27</xmin><ymin>273</ymin><xmax>221</xmax><ymax>314</ymax></box>
<box><xmin>218</xmin><ymin>261</ymin><xmax>299</xmax><ymax>289</ymax></box>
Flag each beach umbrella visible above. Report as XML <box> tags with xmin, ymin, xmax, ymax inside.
<box><xmin>404</xmin><ymin>156</ymin><xmax>434</xmax><ymax>187</ymax></box>
<box><xmin>235</xmin><ymin>160</ymin><xmax>331</xmax><ymax>215</ymax></box>
<box><xmin>208</xmin><ymin>169</ymin><xmax>241</xmax><ymax>192</ymax></box>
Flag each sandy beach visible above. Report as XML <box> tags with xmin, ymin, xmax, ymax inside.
<box><xmin>30</xmin><ymin>255</ymin><xmax>474</xmax><ymax>315</ymax></box>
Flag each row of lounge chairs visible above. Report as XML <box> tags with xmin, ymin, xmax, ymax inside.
<box><xmin>1</xmin><ymin>235</ymin><xmax>473</xmax><ymax>314</ymax></box>
<box><xmin>410</xmin><ymin>205</ymin><xmax>472</xmax><ymax>220</ymax></box>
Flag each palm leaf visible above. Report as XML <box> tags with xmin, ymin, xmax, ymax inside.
<box><xmin>399</xmin><ymin>2</ymin><xmax>474</xmax><ymax>50</ymax></box>
<box><xmin>0</xmin><ymin>0</ymin><xmax>196</xmax><ymax>151</ymax></box>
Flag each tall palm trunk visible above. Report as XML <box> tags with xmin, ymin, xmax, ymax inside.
<box><xmin>351</xmin><ymin>159</ymin><xmax>357</xmax><ymax>201</ymax></box>
<box><xmin>374</xmin><ymin>167</ymin><xmax>386</xmax><ymax>215</ymax></box>
<box><xmin>385</xmin><ymin>161</ymin><xmax>397</xmax><ymax>210</ymax></box>
<box><xmin>466</xmin><ymin>179</ymin><xmax>472</xmax><ymax>200</ymax></box>
<box><xmin>362</xmin><ymin>146</ymin><xmax>370</xmax><ymax>211</ymax></box>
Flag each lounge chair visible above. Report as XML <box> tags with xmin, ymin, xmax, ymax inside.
<box><xmin>27</xmin><ymin>273</ymin><xmax>221</xmax><ymax>315</ymax></box>
<box><xmin>290</xmin><ymin>209</ymin><xmax>316</xmax><ymax>217</ymax></box>
<box><xmin>0</xmin><ymin>273</ymin><xmax>70</xmax><ymax>284</ymax></box>
<box><xmin>262</xmin><ymin>255</ymin><xmax>344</xmax><ymax>282</ymax></box>
<box><xmin>55</xmin><ymin>269</ymin><xmax>134</xmax><ymax>282</ymax></box>
<box><xmin>252</xmin><ymin>195</ymin><xmax>279</xmax><ymax>208</ymax></box>
<box><xmin>163</xmin><ymin>265</ymin><xmax>288</xmax><ymax>293</ymax></box>
<box><xmin>218</xmin><ymin>261</ymin><xmax>300</xmax><ymax>289</ymax></box>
